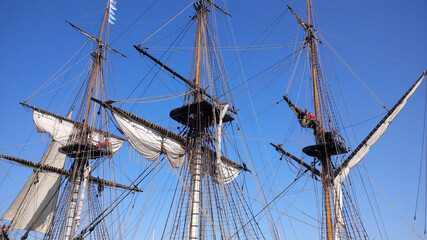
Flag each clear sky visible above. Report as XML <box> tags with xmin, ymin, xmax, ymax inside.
<box><xmin>0</xmin><ymin>0</ymin><xmax>426</xmax><ymax>239</ymax></box>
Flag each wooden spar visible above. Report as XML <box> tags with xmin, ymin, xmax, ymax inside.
<box><xmin>335</xmin><ymin>71</ymin><xmax>427</xmax><ymax>177</ymax></box>
<box><xmin>20</xmin><ymin>102</ymin><xmax>126</xmax><ymax>141</ymax></box>
<box><xmin>306</xmin><ymin>0</ymin><xmax>333</xmax><ymax>238</ymax></box>
<box><xmin>270</xmin><ymin>143</ymin><xmax>320</xmax><ymax>176</ymax></box>
<box><xmin>0</xmin><ymin>153</ymin><xmax>70</xmax><ymax>175</ymax></box>
<box><xmin>0</xmin><ymin>154</ymin><xmax>142</xmax><ymax>192</ymax></box>
<box><xmin>306</xmin><ymin>0</ymin><xmax>310</xmax><ymax>28</ymax></box>
<box><xmin>93</xmin><ymin>98</ymin><xmax>188</xmax><ymax>144</ymax></box>
<box><xmin>67</xmin><ymin>21</ymin><xmax>126</xmax><ymax>57</ymax></box>
<box><xmin>133</xmin><ymin>45</ymin><xmax>193</xmax><ymax>87</ymax></box>
<box><xmin>195</xmin><ymin>7</ymin><xmax>203</xmax><ymax>95</ymax></box>
<box><xmin>82</xmin><ymin>0</ymin><xmax>111</xmax><ymax>130</ymax></box>
<box><xmin>133</xmin><ymin>45</ymin><xmax>236</xmax><ymax>114</ymax></box>
<box><xmin>306</xmin><ymin>2</ymin><xmax>320</xmax><ymax>121</ymax></box>
<box><xmin>204</xmin><ymin>0</ymin><xmax>231</xmax><ymax>17</ymax></box>
<box><xmin>91</xmin><ymin>98</ymin><xmax>248</xmax><ymax>172</ymax></box>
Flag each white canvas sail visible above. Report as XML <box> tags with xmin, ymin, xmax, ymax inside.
<box><xmin>210</xmin><ymin>104</ymin><xmax>241</xmax><ymax>185</ymax></box>
<box><xmin>112</xmin><ymin>112</ymin><xmax>186</xmax><ymax>168</ymax></box>
<box><xmin>209</xmin><ymin>158</ymin><xmax>241</xmax><ymax>185</ymax></box>
<box><xmin>333</xmin><ymin>73</ymin><xmax>426</xmax><ymax>239</ymax></box>
<box><xmin>3</xmin><ymin>140</ymin><xmax>65</xmax><ymax>234</ymax></box>
<box><xmin>33</xmin><ymin>109</ymin><xmax>124</xmax><ymax>153</ymax></box>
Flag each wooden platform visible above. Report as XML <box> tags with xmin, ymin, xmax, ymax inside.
<box><xmin>170</xmin><ymin>100</ymin><xmax>233</xmax><ymax>127</ymax></box>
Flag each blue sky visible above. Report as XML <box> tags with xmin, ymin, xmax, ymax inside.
<box><xmin>0</xmin><ymin>0</ymin><xmax>426</xmax><ymax>239</ymax></box>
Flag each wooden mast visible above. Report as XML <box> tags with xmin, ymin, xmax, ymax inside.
<box><xmin>65</xmin><ymin>2</ymin><xmax>111</xmax><ymax>239</ymax></box>
<box><xmin>195</xmin><ymin>4</ymin><xmax>203</xmax><ymax>97</ymax></box>
<box><xmin>83</xmin><ymin>0</ymin><xmax>110</xmax><ymax>128</ymax></box>
<box><xmin>306</xmin><ymin>0</ymin><xmax>333</xmax><ymax>239</ymax></box>
<box><xmin>307</xmin><ymin>0</ymin><xmax>320</xmax><ymax>119</ymax></box>
<box><xmin>188</xmin><ymin>1</ymin><xmax>205</xmax><ymax>239</ymax></box>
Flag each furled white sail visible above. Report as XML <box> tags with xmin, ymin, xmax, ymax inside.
<box><xmin>210</xmin><ymin>104</ymin><xmax>241</xmax><ymax>185</ymax></box>
<box><xmin>33</xmin><ymin>109</ymin><xmax>124</xmax><ymax>153</ymax></box>
<box><xmin>3</xmin><ymin>140</ymin><xmax>65</xmax><ymax>234</ymax></box>
<box><xmin>333</xmin><ymin>73</ymin><xmax>425</xmax><ymax>239</ymax></box>
<box><xmin>112</xmin><ymin>112</ymin><xmax>186</xmax><ymax>168</ymax></box>
<box><xmin>210</xmin><ymin>158</ymin><xmax>241</xmax><ymax>185</ymax></box>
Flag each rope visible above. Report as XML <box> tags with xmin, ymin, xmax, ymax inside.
<box><xmin>1</xmin><ymin>158</ymin><xmax>27</xmax><ymax>183</ymax></box>
<box><xmin>412</xmin><ymin>83</ymin><xmax>427</xmax><ymax>238</ymax></box>
<box><xmin>24</xmin><ymin>44</ymin><xmax>91</xmax><ymax>103</ymax></box>
<box><xmin>76</xmin><ymin>158</ymin><xmax>162</xmax><ymax>239</ymax></box>
<box><xmin>238</xmin><ymin>179</ymin><xmax>320</xmax><ymax>228</ymax></box>
<box><xmin>113</xmin><ymin>90</ymin><xmax>194</xmax><ymax>103</ymax></box>
<box><xmin>110</xmin><ymin>0</ymin><xmax>160</xmax><ymax>46</ymax></box>
<box><xmin>361</xmin><ymin>167</ymin><xmax>424</xmax><ymax>239</ymax></box>
<box><xmin>230</xmin><ymin>173</ymin><xmax>304</xmax><ymax>238</ymax></box>
<box><xmin>0</xmin><ymin>140</ymin><xmax>51</xmax><ymax>151</ymax></box>
<box><xmin>141</xmin><ymin>43</ymin><xmax>298</xmax><ymax>51</ymax></box>
<box><xmin>168</xmin><ymin>158</ymin><xmax>230</xmax><ymax>239</ymax></box>
<box><xmin>323</xmin><ymin>39</ymin><xmax>387</xmax><ymax>110</ymax></box>
<box><xmin>322</xmin><ymin>31</ymin><xmax>424</xmax><ymax>71</ymax></box>
<box><xmin>136</xmin><ymin>1</ymin><xmax>194</xmax><ymax>47</ymax></box>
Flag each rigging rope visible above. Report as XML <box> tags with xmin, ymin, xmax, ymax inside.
<box><xmin>76</xmin><ymin>158</ymin><xmax>163</xmax><ymax>239</ymax></box>
<box><xmin>1</xmin><ymin>158</ymin><xmax>27</xmax><ymax>184</ymax></box>
<box><xmin>322</xmin><ymin>31</ymin><xmax>424</xmax><ymax>71</ymax></box>
<box><xmin>323</xmin><ymin>39</ymin><xmax>387</xmax><ymax>110</ymax></box>
<box><xmin>413</xmin><ymin>83</ymin><xmax>427</xmax><ymax>238</ymax></box>
<box><xmin>136</xmin><ymin>1</ymin><xmax>194</xmax><ymax>47</ymax></box>
<box><xmin>361</xmin><ymin>167</ymin><xmax>424</xmax><ymax>240</ymax></box>
<box><xmin>24</xmin><ymin>44</ymin><xmax>91</xmax><ymax>103</ymax></box>
<box><xmin>168</xmin><ymin>158</ymin><xmax>230</xmax><ymax>239</ymax></box>
<box><xmin>239</xmin><ymin>177</ymin><xmax>320</xmax><ymax>228</ymax></box>
<box><xmin>143</xmin><ymin>43</ymin><xmax>298</xmax><ymax>51</ymax></box>
<box><xmin>230</xmin><ymin>173</ymin><xmax>305</xmax><ymax>238</ymax></box>
<box><xmin>113</xmin><ymin>91</ymin><xmax>195</xmax><ymax>103</ymax></box>
<box><xmin>110</xmin><ymin>0</ymin><xmax>160</xmax><ymax>46</ymax></box>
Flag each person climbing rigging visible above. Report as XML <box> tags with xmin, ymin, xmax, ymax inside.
<box><xmin>282</xmin><ymin>96</ymin><xmax>319</xmax><ymax>129</ymax></box>
<box><xmin>1</xmin><ymin>225</ymin><xmax>9</xmax><ymax>240</ymax></box>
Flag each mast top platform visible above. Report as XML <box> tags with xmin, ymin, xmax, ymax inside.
<box><xmin>170</xmin><ymin>100</ymin><xmax>234</xmax><ymax>128</ymax></box>
<box><xmin>59</xmin><ymin>142</ymin><xmax>113</xmax><ymax>160</ymax></box>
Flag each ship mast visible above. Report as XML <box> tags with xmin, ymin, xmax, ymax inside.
<box><xmin>83</xmin><ymin>0</ymin><xmax>110</xmax><ymax>129</ymax></box>
<box><xmin>307</xmin><ymin>0</ymin><xmax>320</xmax><ymax>119</ymax></box>
<box><xmin>64</xmin><ymin>1</ymin><xmax>111</xmax><ymax>239</ymax></box>
<box><xmin>275</xmin><ymin>2</ymin><xmax>348</xmax><ymax>239</ymax></box>
<box><xmin>271</xmin><ymin>2</ymin><xmax>427</xmax><ymax>239</ymax></box>
<box><xmin>305</xmin><ymin>1</ymin><xmax>333</xmax><ymax>239</ymax></box>
<box><xmin>129</xmin><ymin>1</ymin><xmax>257</xmax><ymax>238</ymax></box>
<box><xmin>188</xmin><ymin>1</ymin><xmax>205</xmax><ymax>238</ymax></box>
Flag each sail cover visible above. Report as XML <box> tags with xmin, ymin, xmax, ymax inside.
<box><xmin>333</xmin><ymin>72</ymin><xmax>426</xmax><ymax>239</ymax></box>
<box><xmin>3</xmin><ymin>141</ymin><xmax>65</xmax><ymax>234</ymax></box>
<box><xmin>112</xmin><ymin>112</ymin><xmax>186</xmax><ymax>168</ymax></box>
<box><xmin>33</xmin><ymin>109</ymin><xmax>124</xmax><ymax>153</ymax></box>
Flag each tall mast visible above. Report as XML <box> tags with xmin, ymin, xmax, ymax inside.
<box><xmin>65</xmin><ymin>2</ymin><xmax>111</xmax><ymax>239</ymax></box>
<box><xmin>306</xmin><ymin>0</ymin><xmax>333</xmax><ymax>239</ymax></box>
<box><xmin>273</xmin><ymin>2</ymin><xmax>425</xmax><ymax>239</ymax></box>
<box><xmin>307</xmin><ymin>0</ymin><xmax>320</xmax><ymax>119</ymax></box>
<box><xmin>194</xmin><ymin>2</ymin><xmax>203</xmax><ymax>97</ymax></box>
<box><xmin>83</xmin><ymin>0</ymin><xmax>110</xmax><ymax>129</ymax></box>
<box><xmin>188</xmin><ymin>1</ymin><xmax>205</xmax><ymax>239</ymax></box>
<box><xmin>129</xmin><ymin>1</ymin><xmax>257</xmax><ymax>238</ymax></box>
